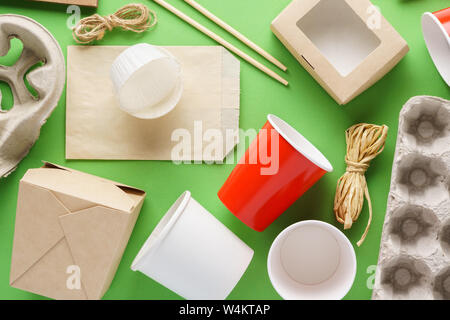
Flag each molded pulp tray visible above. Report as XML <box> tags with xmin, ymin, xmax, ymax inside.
<box><xmin>372</xmin><ymin>96</ymin><xmax>450</xmax><ymax>300</ymax></box>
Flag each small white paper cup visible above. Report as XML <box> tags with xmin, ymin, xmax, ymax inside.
<box><xmin>131</xmin><ymin>191</ymin><xmax>254</xmax><ymax>300</ymax></box>
<box><xmin>268</xmin><ymin>220</ymin><xmax>356</xmax><ymax>300</ymax></box>
<box><xmin>110</xmin><ymin>43</ymin><xmax>183</xmax><ymax>119</ymax></box>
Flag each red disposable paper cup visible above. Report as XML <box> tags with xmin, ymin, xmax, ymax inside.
<box><xmin>422</xmin><ymin>7</ymin><xmax>450</xmax><ymax>86</ymax></box>
<box><xmin>218</xmin><ymin>114</ymin><xmax>333</xmax><ymax>232</ymax></box>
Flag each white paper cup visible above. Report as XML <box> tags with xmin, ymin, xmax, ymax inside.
<box><xmin>268</xmin><ymin>220</ymin><xmax>356</xmax><ymax>300</ymax></box>
<box><xmin>131</xmin><ymin>191</ymin><xmax>254</xmax><ymax>300</ymax></box>
<box><xmin>110</xmin><ymin>43</ymin><xmax>183</xmax><ymax>119</ymax></box>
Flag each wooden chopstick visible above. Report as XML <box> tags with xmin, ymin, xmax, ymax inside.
<box><xmin>184</xmin><ymin>0</ymin><xmax>287</xmax><ymax>72</ymax></box>
<box><xmin>152</xmin><ymin>0</ymin><xmax>288</xmax><ymax>86</ymax></box>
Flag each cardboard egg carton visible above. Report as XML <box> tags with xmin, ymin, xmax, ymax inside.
<box><xmin>372</xmin><ymin>96</ymin><xmax>450</xmax><ymax>300</ymax></box>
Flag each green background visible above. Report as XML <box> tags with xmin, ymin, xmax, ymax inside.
<box><xmin>0</xmin><ymin>0</ymin><xmax>448</xmax><ymax>300</ymax></box>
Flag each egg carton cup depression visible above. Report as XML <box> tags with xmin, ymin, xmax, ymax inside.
<box><xmin>373</xmin><ymin>96</ymin><xmax>450</xmax><ymax>300</ymax></box>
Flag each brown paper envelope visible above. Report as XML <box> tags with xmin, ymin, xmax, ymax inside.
<box><xmin>66</xmin><ymin>46</ymin><xmax>240</xmax><ymax>161</ymax></box>
<box><xmin>29</xmin><ymin>0</ymin><xmax>98</xmax><ymax>7</ymax></box>
<box><xmin>10</xmin><ymin>164</ymin><xmax>145</xmax><ymax>300</ymax></box>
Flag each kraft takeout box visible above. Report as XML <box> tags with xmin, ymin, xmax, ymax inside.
<box><xmin>271</xmin><ymin>0</ymin><xmax>409</xmax><ymax>105</ymax></box>
<box><xmin>9</xmin><ymin>162</ymin><xmax>146</xmax><ymax>300</ymax></box>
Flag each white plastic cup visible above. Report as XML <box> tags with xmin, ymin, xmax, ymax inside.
<box><xmin>268</xmin><ymin>220</ymin><xmax>356</xmax><ymax>300</ymax></box>
<box><xmin>131</xmin><ymin>191</ymin><xmax>254</xmax><ymax>300</ymax></box>
<box><xmin>110</xmin><ymin>43</ymin><xmax>183</xmax><ymax>119</ymax></box>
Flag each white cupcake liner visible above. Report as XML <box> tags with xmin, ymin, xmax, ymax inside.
<box><xmin>110</xmin><ymin>43</ymin><xmax>183</xmax><ymax>119</ymax></box>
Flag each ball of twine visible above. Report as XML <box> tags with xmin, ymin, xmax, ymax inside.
<box><xmin>73</xmin><ymin>3</ymin><xmax>157</xmax><ymax>44</ymax></box>
<box><xmin>333</xmin><ymin>123</ymin><xmax>388</xmax><ymax>246</ymax></box>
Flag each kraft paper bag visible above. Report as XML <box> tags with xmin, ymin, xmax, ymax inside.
<box><xmin>10</xmin><ymin>162</ymin><xmax>146</xmax><ymax>300</ymax></box>
<box><xmin>66</xmin><ymin>46</ymin><xmax>240</xmax><ymax>161</ymax></box>
<box><xmin>30</xmin><ymin>0</ymin><xmax>98</xmax><ymax>7</ymax></box>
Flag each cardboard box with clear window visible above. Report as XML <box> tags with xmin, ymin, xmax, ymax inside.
<box><xmin>271</xmin><ymin>0</ymin><xmax>409</xmax><ymax>105</ymax></box>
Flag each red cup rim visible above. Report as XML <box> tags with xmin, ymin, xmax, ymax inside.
<box><xmin>423</xmin><ymin>12</ymin><xmax>450</xmax><ymax>39</ymax></box>
<box><xmin>267</xmin><ymin>114</ymin><xmax>333</xmax><ymax>172</ymax></box>
<box><xmin>422</xmin><ymin>12</ymin><xmax>450</xmax><ymax>85</ymax></box>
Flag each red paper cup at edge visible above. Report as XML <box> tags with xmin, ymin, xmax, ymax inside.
<box><xmin>422</xmin><ymin>7</ymin><xmax>450</xmax><ymax>86</ymax></box>
<box><xmin>218</xmin><ymin>114</ymin><xmax>333</xmax><ymax>232</ymax></box>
